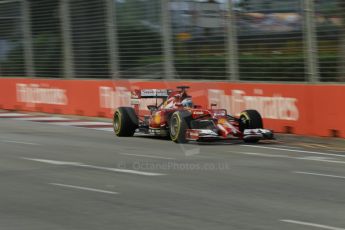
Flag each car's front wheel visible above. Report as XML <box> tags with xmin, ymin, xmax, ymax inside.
<box><xmin>239</xmin><ymin>109</ymin><xmax>263</xmax><ymax>143</ymax></box>
<box><xmin>169</xmin><ymin>111</ymin><xmax>191</xmax><ymax>143</ymax></box>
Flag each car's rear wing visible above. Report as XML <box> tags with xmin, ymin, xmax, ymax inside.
<box><xmin>131</xmin><ymin>89</ymin><xmax>171</xmax><ymax>106</ymax></box>
<box><xmin>131</xmin><ymin>89</ymin><xmax>171</xmax><ymax>99</ymax></box>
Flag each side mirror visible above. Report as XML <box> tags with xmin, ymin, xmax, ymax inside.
<box><xmin>147</xmin><ymin>105</ymin><xmax>158</xmax><ymax>111</ymax></box>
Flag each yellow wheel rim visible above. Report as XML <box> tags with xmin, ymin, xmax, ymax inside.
<box><xmin>170</xmin><ymin>113</ymin><xmax>181</xmax><ymax>141</ymax></box>
<box><xmin>114</xmin><ymin>111</ymin><xmax>122</xmax><ymax>135</ymax></box>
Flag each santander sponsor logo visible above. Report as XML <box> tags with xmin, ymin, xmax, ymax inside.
<box><xmin>99</xmin><ymin>86</ymin><xmax>131</xmax><ymax>111</ymax></box>
<box><xmin>16</xmin><ymin>83</ymin><xmax>68</xmax><ymax>106</ymax></box>
<box><xmin>208</xmin><ymin>89</ymin><xmax>299</xmax><ymax>121</ymax></box>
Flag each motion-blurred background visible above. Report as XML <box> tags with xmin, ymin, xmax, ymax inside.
<box><xmin>0</xmin><ymin>0</ymin><xmax>344</xmax><ymax>82</ymax></box>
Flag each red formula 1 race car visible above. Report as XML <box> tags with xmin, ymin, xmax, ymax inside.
<box><xmin>113</xmin><ymin>86</ymin><xmax>274</xmax><ymax>143</ymax></box>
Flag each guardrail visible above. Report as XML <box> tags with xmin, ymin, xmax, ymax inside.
<box><xmin>0</xmin><ymin>78</ymin><xmax>344</xmax><ymax>138</ymax></box>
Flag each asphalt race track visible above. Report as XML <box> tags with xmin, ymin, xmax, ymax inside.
<box><xmin>0</xmin><ymin>116</ymin><xmax>345</xmax><ymax>230</ymax></box>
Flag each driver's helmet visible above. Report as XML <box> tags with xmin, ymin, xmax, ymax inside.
<box><xmin>181</xmin><ymin>98</ymin><xmax>193</xmax><ymax>108</ymax></box>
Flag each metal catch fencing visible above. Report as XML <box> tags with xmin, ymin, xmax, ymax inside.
<box><xmin>0</xmin><ymin>0</ymin><xmax>344</xmax><ymax>82</ymax></box>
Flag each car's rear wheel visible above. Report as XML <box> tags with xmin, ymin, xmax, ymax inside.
<box><xmin>240</xmin><ymin>110</ymin><xmax>263</xmax><ymax>143</ymax></box>
<box><xmin>113</xmin><ymin>107</ymin><xmax>138</xmax><ymax>137</ymax></box>
<box><xmin>169</xmin><ymin>111</ymin><xmax>191</xmax><ymax>143</ymax></box>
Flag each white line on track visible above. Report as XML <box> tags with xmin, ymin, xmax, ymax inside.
<box><xmin>92</xmin><ymin>128</ymin><xmax>114</xmax><ymax>132</ymax></box>
<box><xmin>1</xmin><ymin>140</ymin><xmax>40</xmax><ymax>146</ymax></box>
<box><xmin>22</xmin><ymin>158</ymin><xmax>82</xmax><ymax>165</ymax></box>
<box><xmin>280</xmin><ymin>219</ymin><xmax>345</xmax><ymax>230</ymax></box>
<box><xmin>293</xmin><ymin>171</ymin><xmax>345</xmax><ymax>180</ymax></box>
<box><xmin>299</xmin><ymin>157</ymin><xmax>345</xmax><ymax>164</ymax></box>
<box><xmin>49</xmin><ymin>183</ymin><xmax>118</xmax><ymax>195</ymax></box>
<box><xmin>231</xmin><ymin>151</ymin><xmax>290</xmax><ymax>158</ymax></box>
<box><xmin>79</xmin><ymin>164</ymin><xmax>166</xmax><ymax>176</ymax></box>
<box><xmin>329</xmin><ymin>149</ymin><xmax>345</xmax><ymax>153</ymax></box>
<box><xmin>241</xmin><ymin>145</ymin><xmax>345</xmax><ymax>158</ymax></box>
<box><xmin>231</xmin><ymin>151</ymin><xmax>345</xmax><ymax>164</ymax></box>
<box><xmin>22</xmin><ymin>158</ymin><xmax>165</xmax><ymax>176</ymax></box>
<box><xmin>13</xmin><ymin>117</ymin><xmax>72</xmax><ymax>121</ymax></box>
<box><xmin>297</xmin><ymin>158</ymin><xmax>345</xmax><ymax>164</ymax></box>
<box><xmin>48</xmin><ymin>121</ymin><xmax>112</xmax><ymax>126</ymax></box>
<box><xmin>272</xmin><ymin>145</ymin><xmax>302</xmax><ymax>149</ymax></box>
<box><xmin>0</xmin><ymin>113</ymin><xmax>31</xmax><ymax>117</ymax></box>
<box><xmin>119</xmin><ymin>152</ymin><xmax>175</xmax><ymax>160</ymax></box>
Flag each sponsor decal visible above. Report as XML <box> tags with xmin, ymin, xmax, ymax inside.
<box><xmin>208</xmin><ymin>89</ymin><xmax>299</xmax><ymax>121</ymax></box>
<box><xmin>99</xmin><ymin>87</ymin><xmax>163</xmax><ymax>113</ymax></box>
<box><xmin>156</xmin><ymin>89</ymin><xmax>169</xmax><ymax>97</ymax></box>
<box><xmin>141</xmin><ymin>89</ymin><xmax>156</xmax><ymax>97</ymax></box>
<box><xmin>16</xmin><ymin>83</ymin><xmax>68</xmax><ymax>106</ymax></box>
<box><xmin>141</xmin><ymin>89</ymin><xmax>169</xmax><ymax>97</ymax></box>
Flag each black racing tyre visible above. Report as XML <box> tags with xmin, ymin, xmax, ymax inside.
<box><xmin>113</xmin><ymin>107</ymin><xmax>138</xmax><ymax>137</ymax></box>
<box><xmin>240</xmin><ymin>110</ymin><xmax>263</xmax><ymax>143</ymax></box>
<box><xmin>169</xmin><ymin>110</ymin><xmax>191</xmax><ymax>143</ymax></box>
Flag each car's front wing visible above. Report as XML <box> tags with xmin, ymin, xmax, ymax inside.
<box><xmin>186</xmin><ymin>128</ymin><xmax>274</xmax><ymax>142</ymax></box>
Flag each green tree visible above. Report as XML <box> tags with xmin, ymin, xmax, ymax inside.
<box><xmin>115</xmin><ymin>0</ymin><xmax>162</xmax><ymax>72</ymax></box>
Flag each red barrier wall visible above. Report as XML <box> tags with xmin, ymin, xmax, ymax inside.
<box><xmin>0</xmin><ymin>78</ymin><xmax>344</xmax><ymax>138</ymax></box>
